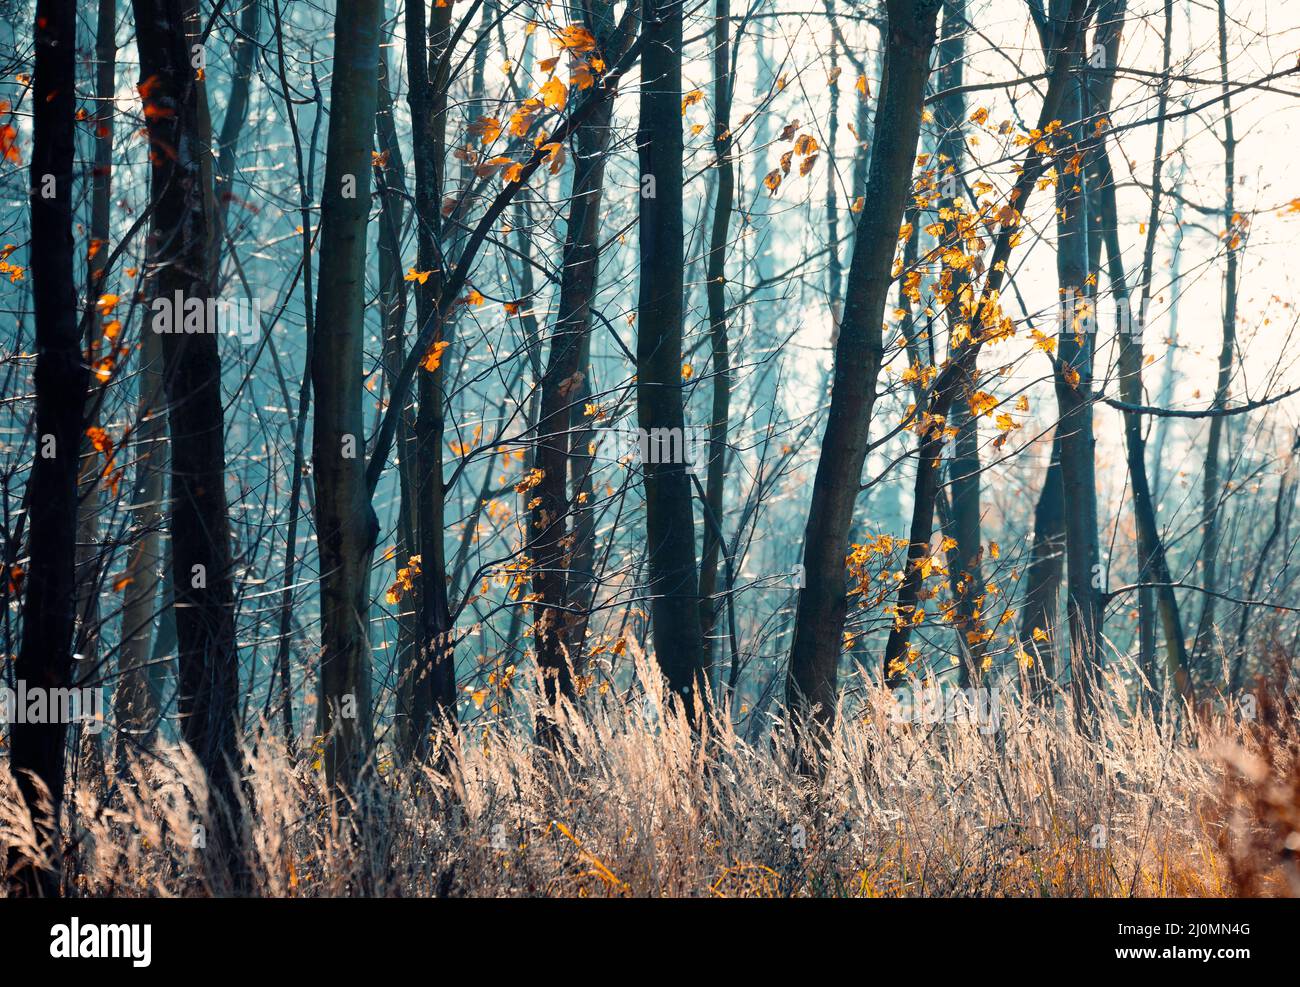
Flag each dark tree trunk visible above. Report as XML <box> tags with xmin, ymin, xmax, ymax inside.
<box><xmin>1100</xmin><ymin>0</ymin><xmax>1192</xmax><ymax>705</ymax></box>
<box><xmin>132</xmin><ymin>0</ymin><xmax>243</xmax><ymax>884</ymax></box>
<box><xmin>637</xmin><ymin>0</ymin><xmax>707</xmax><ymax>708</ymax></box>
<box><xmin>787</xmin><ymin>0</ymin><xmax>941</xmax><ymax>727</ymax></box>
<box><xmin>310</xmin><ymin>0</ymin><xmax>382</xmax><ymax>788</ymax></box>
<box><xmin>1048</xmin><ymin>0</ymin><xmax>1104</xmax><ymax>722</ymax></box>
<box><xmin>698</xmin><ymin>0</ymin><xmax>734</xmax><ymax>685</ymax></box>
<box><xmin>9</xmin><ymin>0</ymin><xmax>82</xmax><ymax>898</ymax></box>
<box><xmin>405</xmin><ymin>0</ymin><xmax>458</xmax><ymax>757</ymax></box>
<box><xmin>529</xmin><ymin>3</ymin><xmax>622</xmax><ymax>712</ymax></box>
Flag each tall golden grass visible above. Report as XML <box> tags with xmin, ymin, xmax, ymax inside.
<box><xmin>3</xmin><ymin>653</ymin><xmax>1296</xmax><ymax>897</ymax></box>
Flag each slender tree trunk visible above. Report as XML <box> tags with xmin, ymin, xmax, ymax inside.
<box><xmin>375</xmin><ymin>41</ymin><xmax>420</xmax><ymax>758</ymax></box>
<box><xmin>933</xmin><ymin>0</ymin><xmax>986</xmax><ymax>686</ymax></box>
<box><xmin>9</xmin><ymin>0</ymin><xmax>82</xmax><ymax>898</ymax></box>
<box><xmin>788</xmin><ymin>0</ymin><xmax>940</xmax><ymax>726</ymax></box>
<box><xmin>211</xmin><ymin>0</ymin><xmax>260</xmax><ymax>269</ymax></box>
<box><xmin>1106</xmin><ymin>0</ymin><xmax>1192</xmax><ymax>705</ymax></box>
<box><xmin>1194</xmin><ymin>0</ymin><xmax>1239</xmax><ymax>667</ymax></box>
<box><xmin>132</xmin><ymin>0</ymin><xmax>243</xmax><ymax>883</ymax></box>
<box><xmin>115</xmin><ymin>332</ymin><xmax>166</xmax><ymax>769</ymax></box>
<box><xmin>405</xmin><ymin>0</ymin><xmax>458</xmax><ymax>755</ymax></box>
<box><xmin>529</xmin><ymin>102</ymin><xmax>618</xmax><ymax>707</ymax></box>
<box><xmin>1020</xmin><ymin>437</ymin><xmax>1066</xmax><ymax>698</ymax></box>
<box><xmin>637</xmin><ymin>0</ymin><xmax>707</xmax><ymax>708</ymax></box>
<box><xmin>310</xmin><ymin>0</ymin><xmax>382</xmax><ymax>789</ymax></box>
<box><xmin>528</xmin><ymin>6</ymin><xmax>622</xmax><ymax>713</ymax></box>
<box><xmin>698</xmin><ymin>0</ymin><xmax>734</xmax><ymax>684</ymax></box>
<box><xmin>266</xmin><ymin>0</ymin><xmax>317</xmax><ymax>750</ymax></box>
<box><xmin>1047</xmin><ymin>0</ymin><xmax>1104</xmax><ymax>722</ymax></box>
<box><xmin>76</xmin><ymin>0</ymin><xmax>118</xmax><ymax>680</ymax></box>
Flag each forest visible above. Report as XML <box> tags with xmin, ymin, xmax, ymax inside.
<box><xmin>0</xmin><ymin>0</ymin><xmax>1298</xmax><ymax>900</ymax></box>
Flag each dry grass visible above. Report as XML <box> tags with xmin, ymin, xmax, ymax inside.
<box><xmin>2</xmin><ymin>654</ymin><xmax>1297</xmax><ymax>897</ymax></box>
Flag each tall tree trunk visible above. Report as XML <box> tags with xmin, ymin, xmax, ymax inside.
<box><xmin>133</xmin><ymin>0</ymin><xmax>244</xmax><ymax>883</ymax></box>
<box><xmin>788</xmin><ymin>0</ymin><xmax>940</xmax><ymax>726</ymax></box>
<box><xmin>1047</xmin><ymin>0</ymin><xmax>1103</xmax><ymax>722</ymax></box>
<box><xmin>933</xmin><ymin>0</ymin><xmax>986</xmax><ymax>686</ymax></box>
<box><xmin>1194</xmin><ymin>0</ymin><xmax>1239</xmax><ymax>667</ymax></box>
<box><xmin>405</xmin><ymin>0</ymin><xmax>458</xmax><ymax>756</ymax></box>
<box><xmin>9</xmin><ymin>0</ymin><xmax>82</xmax><ymax>898</ymax></box>
<box><xmin>1105</xmin><ymin>0</ymin><xmax>1192</xmax><ymax>705</ymax></box>
<box><xmin>310</xmin><ymin>0</ymin><xmax>382</xmax><ymax>789</ymax></box>
<box><xmin>76</xmin><ymin>0</ymin><xmax>118</xmax><ymax>680</ymax></box>
<box><xmin>115</xmin><ymin>332</ymin><xmax>166</xmax><ymax>769</ymax></box>
<box><xmin>528</xmin><ymin>6</ymin><xmax>622</xmax><ymax>713</ymax></box>
<box><xmin>637</xmin><ymin>0</ymin><xmax>707</xmax><ymax>708</ymax></box>
<box><xmin>698</xmin><ymin>0</ymin><xmax>734</xmax><ymax>685</ymax></box>
<box><xmin>375</xmin><ymin>38</ymin><xmax>420</xmax><ymax>759</ymax></box>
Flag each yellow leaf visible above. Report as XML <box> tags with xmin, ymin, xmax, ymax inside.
<box><xmin>969</xmin><ymin>391</ymin><xmax>998</xmax><ymax>417</ymax></box>
<box><xmin>555</xmin><ymin>25</ymin><xmax>597</xmax><ymax>53</ymax></box>
<box><xmin>423</xmin><ymin>339</ymin><xmax>450</xmax><ymax>372</ymax></box>
<box><xmin>468</xmin><ymin>115</ymin><xmax>502</xmax><ymax>145</ymax></box>
<box><xmin>681</xmin><ymin>89</ymin><xmax>704</xmax><ymax>114</ymax></box>
<box><xmin>540</xmin><ymin>77</ymin><xmax>567</xmax><ymax>110</ymax></box>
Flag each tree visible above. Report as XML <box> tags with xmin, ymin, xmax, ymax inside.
<box><xmin>637</xmin><ymin>0</ymin><xmax>707</xmax><ymax>708</ymax></box>
<box><xmin>132</xmin><ymin>0</ymin><xmax>243</xmax><ymax>883</ymax></box>
<box><xmin>8</xmin><ymin>0</ymin><xmax>82</xmax><ymax>898</ymax></box>
<box><xmin>310</xmin><ymin>0</ymin><xmax>383</xmax><ymax>789</ymax></box>
<box><xmin>787</xmin><ymin>0</ymin><xmax>942</xmax><ymax>729</ymax></box>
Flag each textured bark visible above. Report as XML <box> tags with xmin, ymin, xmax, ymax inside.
<box><xmin>637</xmin><ymin>0</ymin><xmax>707</xmax><ymax>707</ymax></box>
<box><xmin>9</xmin><ymin>0</ymin><xmax>82</xmax><ymax>897</ymax></box>
<box><xmin>310</xmin><ymin>0</ymin><xmax>382</xmax><ymax>788</ymax></box>
<box><xmin>133</xmin><ymin>0</ymin><xmax>243</xmax><ymax>879</ymax></box>
<box><xmin>788</xmin><ymin>0</ymin><xmax>940</xmax><ymax>725</ymax></box>
<box><xmin>527</xmin><ymin>5</ymin><xmax>622</xmax><ymax>712</ymax></box>
<box><xmin>405</xmin><ymin>0</ymin><xmax>458</xmax><ymax>755</ymax></box>
<box><xmin>1045</xmin><ymin>0</ymin><xmax>1104</xmax><ymax>721</ymax></box>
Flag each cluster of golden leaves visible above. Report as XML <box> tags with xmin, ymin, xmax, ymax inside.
<box><xmin>763</xmin><ymin>123</ymin><xmax>820</xmax><ymax>196</ymax></box>
<box><xmin>459</xmin><ymin>25</ymin><xmax>604</xmax><ymax>187</ymax></box>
